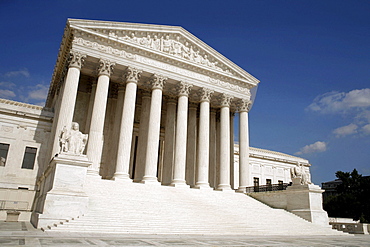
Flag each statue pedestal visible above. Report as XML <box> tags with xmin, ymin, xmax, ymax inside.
<box><xmin>249</xmin><ymin>183</ymin><xmax>329</xmax><ymax>227</ymax></box>
<box><xmin>286</xmin><ymin>183</ymin><xmax>329</xmax><ymax>226</ymax></box>
<box><xmin>31</xmin><ymin>154</ymin><xmax>91</xmax><ymax>230</ymax></box>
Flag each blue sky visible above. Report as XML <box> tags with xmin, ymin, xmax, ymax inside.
<box><xmin>0</xmin><ymin>1</ymin><xmax>369</xmax><ymax>184</ymax></box>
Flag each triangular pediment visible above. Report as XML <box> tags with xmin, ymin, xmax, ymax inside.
<box><xmin>67</xmin><ymin>19</ymin><xmax>259</xmax><ymax>86</ymax></box>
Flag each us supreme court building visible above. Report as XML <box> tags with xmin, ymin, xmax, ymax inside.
<box><xmin>0</xmin><ymin>19</ymin><xmax>329</xmax><ymax>233</ymax></box>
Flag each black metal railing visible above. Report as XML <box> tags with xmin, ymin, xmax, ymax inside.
<box><xmin>245</xmin><ymin>183</ymin><xmax>290</xmax><ymax>193</ymax></box>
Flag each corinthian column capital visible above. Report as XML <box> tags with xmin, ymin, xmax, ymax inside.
<box><xmin>176</xmin><ymin>81</ymin><xmax>192</xmax><ymax>97</ymax></box>
<box><xmin>220</xmin><ymin>94</ymin><xmax>234</xmax><ymax>107</ymax></box>
<box><xmin>150</xmin><ymin>74</ymin><xmax>167</xmax><ymax>90</ymax></box>
<box><xmin>68</xmin><ymin>50</ymin><xmax>87</xmax><ymax>69</ymax></box>
<box><xmin>198</xmin><ymin>88</ymin><xmax>214</xmax><ymax>102</ymax></box>
<box><xmin>125</xmin><ymin>66</ymin><xmax>142</xmax><ymax>83</ymax></box>
<box><xmin>98</xmin><ymin>59</ymin><xmax>116</xmax><ymax>76</ymax></box>
<box><xmin>238</xmin><ymin>98</ymin><xmax>252</xmax><ymax>112</ymax></box>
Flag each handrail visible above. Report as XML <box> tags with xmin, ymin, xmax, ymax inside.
<box><xmin>246</xmin><ymin>183</ymin><xmax>290</xmax><ymax>193</ymax></box>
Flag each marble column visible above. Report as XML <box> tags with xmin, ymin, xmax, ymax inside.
<box><xmin>195</xmin><ymin>88</ymin><xmax>213</xmax><ymax>189</ymax></box>
<box><xmin>141</xmin><ymin>74</ymin><xmax>167</xmax><ymax>184</ymax></box>
<box><xmin>51</xmin><ymin>51</ymin><xmax>86</xmax><ymax>158</ymax></box>
<box><xmin>171</xmin><ymin>82</ymin><xmax>192</xmax><ymax>187</ymax></box>
<box><xmin>237</xmin><ymin>98</ymin><xmax>251</xmax><ymax>192</ymax></box>
<box><xmin>161</xmin><ymin>97</ymin><xmax>177</xmax><ymax>185</ymax></box>
<box><xmin>208</xmin><ymin>108</ymin><xmax>217</xmax><ymax>188</ymax></box>
<box><xmin>108</xmin><ymin>86</ymin><xmax>125</xmax><ymax>178</ymax></box>
<box><xmin>134</xmin><ymin>91</ymin><xmax>151</xmax><ymax>182</ymax></box>
<box><xmin>230</xmin><ymin>112</ymin><xmax>236</xmax><ymax>189</ymax></box>
<box><xmin>84</xmin><ymin>80</ymin><xmax>97</xmax><ymax>133</ymax></box>
<box><xmin>185</xmin><ymin>103</ymin><xmax>198</xmax><ymax>187</ymax></box>
<box><xmin>114</xmin><ymin>67</ymin><xmax>142</xmax><ymax>180</ymax></box>
<box><xmin>87</xmin><ymin>59</ymin><xmax>115</xmax><ymax>175</ymax></box>
<box><xmin>217</xmin><ymin>94</ymin><xmax>234</xmax><ymax>191</ymax></box>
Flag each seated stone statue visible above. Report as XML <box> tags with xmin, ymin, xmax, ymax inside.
<box><xmin>59</xmin><ymin>122</ymin><xmax>88</xmax><ymax>155</ymax></box>
<box><xmin>290</xmin><ymin>164</ymin><xmax>312</xmax><ymax>185</ymax></box>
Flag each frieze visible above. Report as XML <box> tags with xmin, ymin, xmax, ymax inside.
<box><xmin>73</xmin><ymin>37</ymin><xmax>136</xmax><ymax>60</ymax></box>
<box><xmin>73</xmin><ymin>37</ymin><xmax>250</xmax><ymax>95</ymax></box>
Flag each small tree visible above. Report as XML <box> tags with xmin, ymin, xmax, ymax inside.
<box><xmin>323</xmin><ymin>169</ymin><xmax>370</xmax><ymax>223</ymax></box>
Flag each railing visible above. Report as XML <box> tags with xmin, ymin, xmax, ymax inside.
<box><xmin>245</xmin><ymin>183</ymin><xmax>290</xmax><ymax>193</ymax></box>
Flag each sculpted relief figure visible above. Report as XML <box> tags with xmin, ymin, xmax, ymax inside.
<box><xmin>151</xmin><ymin>35</ymin><xmax>161</xmax><ymax>50</ymax></box>
<box><xmin>59</xmin><ymin>122</ymin><xmax>88</xmax><ymax>155</ymax></box>
<box><xmin>140</xmin><ymin>34</ymin><xmax>151</xmax><ymax>47</ymax></box>
<box><xmin>172</xmin><ymin>36</ymin><xmax>183</xmax><ymax>57</ymax></box>
<box><xmin>162</xmin><ymin>35</ymin><xmax>172</xmax><ymax>53</ymax></box>
<box><xmin>290</xmin><ymin>164</ymin><xmax>312</xmax><ymax>185</ymax></box>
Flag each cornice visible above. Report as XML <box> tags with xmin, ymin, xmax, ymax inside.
<box><xmin>0</xmin><ymin>99</ymin><xmax>54</xmax><ymax>121</ymax></box>
<box><xmin>234</xmin><ymin>144</ymin><xmax>310</xmax><ymax>166</ymax></box>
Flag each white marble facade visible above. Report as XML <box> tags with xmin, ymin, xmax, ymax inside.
<box><xmin>42</xmin><ymin>18</ymin><xmax>260</xmax><ymax>191</ymax></box>
<box><xmin>0</xmin><ymin>19</ymin><xmax>314</xmax><ymax>222</ymax></box>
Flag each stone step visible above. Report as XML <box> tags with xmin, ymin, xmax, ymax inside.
<box><xmin>44</xmin><ymin>178</ymin><xmax>344</xmax><ymax>235</ymax></box>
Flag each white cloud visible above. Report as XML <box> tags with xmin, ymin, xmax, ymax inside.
<box><xmin>27</xmin><ymin>84</ymin><xmax>48</xmax><ymax>101</ymax></box>
<box><xmin>332</xmin><ymin>123</ymin><xmax>358</xmax><ymax>137</ymax></box>
<box><xmin>307</xmin><ymin>88</ymin><xmax>370</xmax><ymax>114</ymax></box>
<box><xmin>362</xmin><ymin>124</ymin><xmax>370</xmax><ymax>135</ymax></box>
<box><xmin>295</xmin><ymin>141</ymin><xmax>327</xmax><ymax>155</ymax></box>
<box><xmin>0</xmin><ymin>89</ymin><xmax>16</xmax><ymax>99</ymax></box>
<box><xmin>0</xmin><ymin>81</ymin><xmax>16</xmax><ymax>88</ymax></box>
<box><xmin>307</xmin><ymin>89</ymin><xmax>370</xmax><ymax>139</ymax></box>
<box><xmin>4</xmin><ymin>69</ymin><xmax>30</xmax><ymax>78</ymax></box>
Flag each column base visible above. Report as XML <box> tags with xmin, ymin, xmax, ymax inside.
<box><xmin>141</xmin><ymin>176</ymin><xmax>161</xmax><ymax>185</ymax></box>
<box><xmin>113</xmin><ymin>172</ymin><xmax>132</xmax><ymax>182</ymax></box>
<box><xmin>216</xmin><ymin>184</ymin><xmax>234</xmax><ymax>192</ymax></box>
<box><xmin>170</xmin><ymin>180</ymin><xmax>190</xmax><ymax>188</ymax></box>
<box><xmin>194</xmin><ymin>182</ymin><xmax>212</xmax><ymax>190</ymax></box>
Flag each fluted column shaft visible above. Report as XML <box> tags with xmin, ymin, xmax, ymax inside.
<box><xmin>51</xmin><ymin>51</ymin><xmax>86</xmax><ymax>158</ymax></box>
<box><xmin>142</xmin><ymin>75</ymin><xmax>167</xmax><ymax>184</ymax></box>
<box><xmin>238</xmin><ymin>99</ymin><xmax>251</xmax><ymax>192</ymax></box>
<box><xmin>114</xmin><ymin>67</ymin><xmax>142</xmax><ymax>180</ymax></box>
<box><xmin>171</xmin><ymin>82</ymin><xmax>192</xmax><ymax>187</ymax></box>
<box><xmin>87</xmin><ymin>59</ymin><xmax>115</xmax><ymax>175</ymax></box>
<box><xmin>217</xmin><ymin>94</ymin><xmax>233</xmax><ymax>191</ymax></box>
<box><xmin>209</xmin><ymin>109</ymin><xmax>217</xmax><ymax>188</ymax></box>
<box><xmin>85</xmin><ymin>82</ymin><xmax>96</xmax><ymax>133</ymax></box>
<box><xmin>185</xmin><ymin>103</ymin><xmax>198</xmax><ymax>186</ymax></box>
<box><xmin>195</xmin><ymin>88</ymin><xmax>213</xmax><ymax>189</ymax></box>
<box><xmin>109</xmin><ymin>86</ymin><xmax>125</xmax><ymax>178</ymax></box>
<box><xmin>134</xmin><ymin>92</ymin><xmax>152</xmax><ymax>182</ymax></box>
<box><xmin>161</xmin><ymin>97</ymin><xmax>177</xmax><ymax>185</ymax></box>
<box><xmin>230</xmin><ymin>112</ymin><xmax>236</xmax><ymax>189</ymax></box>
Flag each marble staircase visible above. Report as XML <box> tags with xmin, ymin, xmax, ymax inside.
<box><xmin>44</xmin><ymin>176</ymin><xmax>344</xmax><ymax>235</ymax></box>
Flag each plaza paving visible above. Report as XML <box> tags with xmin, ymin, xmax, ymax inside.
<box><xmin>0</xmin><ymin>222</ymin><xmax>370</xmax><ymax>246</ymax></box>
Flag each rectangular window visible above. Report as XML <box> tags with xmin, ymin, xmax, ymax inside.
<box><xmin>253</xmin><ymin>177</ymin><xmax>259</xmax><ymax>192</ymax></box>
<box><xmin>278</xmin><ymin>180</ymin><xmax>284</xmax><ymax>190</ymax></box>
<box><xmin>0</xmin><ymin>143</ymin><xmax>10</xmax><ymax>166</ymax></box>
<box><xmin>266</xmin><ymin>179</ymin><xmax>272</xmax><ymax>191</ymax></box>
<box><xmin>21</xmin><ymin>147</ymin><xmax>37</xmax><ymax>169</ymax></box>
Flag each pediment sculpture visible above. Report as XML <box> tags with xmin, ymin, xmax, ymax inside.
<box><xmin>59</xmin><ymin>122</ymin><xmax>88</xmax><ymax>155</ymax></box>
<box><xmin>290</xmin><ymin>164</ymin><xmax>312</xmax><ymax>185</ymax></box>
<box><xmin>108</xmin><ymin>31</ymin><xmax>232</xmax><ymax>74</ymax></box>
